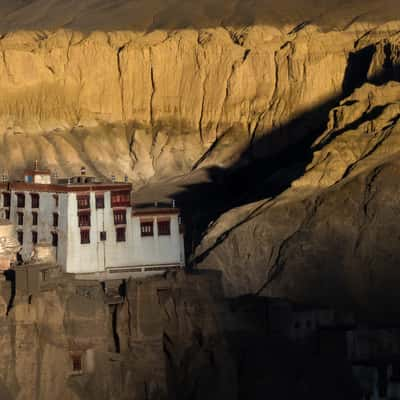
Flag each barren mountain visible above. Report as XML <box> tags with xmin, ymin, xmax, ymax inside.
<box><xmin>0</xmin><ymin>1</ymin><xmax>399</xmax><ymax>399</ymax></box>
<box><xmin>0</xmin><ymin>0</ymin><xmax>396</xmax><ymax>186</ymax></box>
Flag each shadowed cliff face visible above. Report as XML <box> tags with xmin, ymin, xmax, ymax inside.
<box><xmin>0</xmin><ymin>272</ymin><xmax>361</xmax><ymax>400</ymax></box>
<box><xmin>195</xmin><ymin>80</ymin><xmax>400</xmax><ymax>317</ymax></box>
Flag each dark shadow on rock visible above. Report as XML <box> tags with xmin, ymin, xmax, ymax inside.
<box><xmin>170</xmin><ymin>44</ymin><xmax>400</xmax><ymax>265</ymax></box>
<box><xmin>4</xmin><ymin>269</ymin><xmax>15</xmax><ymax>315</ymax></box>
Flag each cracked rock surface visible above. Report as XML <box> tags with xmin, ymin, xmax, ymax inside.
<box><xmin>196</xmin><ymin>81</ymin><xmax>400</xmax><ymax>316</ymax></box>
<box><xmin>0</xmin><ymin>0</ymin><xmax>397</xmax><ymax>187</ymax></box>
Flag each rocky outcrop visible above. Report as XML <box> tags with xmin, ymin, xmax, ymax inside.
<box><xmin>0</xmin><ymin>271</ymin><xmax>362</xmax><ymax>399</ymax></box>
<box><xmin>0</xmin><ymin>271</ymin><xmax>247</xmax><ymax>400</ymax></box>
<box><xmin>196</xmin><ymin>81</ymin><xmax>400</xmax><ymax>316</ymax></box>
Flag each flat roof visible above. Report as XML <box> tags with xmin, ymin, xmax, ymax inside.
<box><xmin>132</xmin><ymin>207</ymin><xmax>179</xmax><ymax>216</ymax></box>
<box><xmin>0</xmin><ymin>182</ymin><xmax>132</xmax><ymax>193</ymax></box>
<box><xmin>24</xmin><ymin>169</ymin><xmax>51</xmax><ymax>175</ymax></box>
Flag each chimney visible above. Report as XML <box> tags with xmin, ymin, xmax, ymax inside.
<box><xmin>111</xmin><ymin>174</ymin><xmax>116</xmax><ymax>183</ymax></box>
<box><xmin>124</xmin><ymin>175</ymin><xmax>128</xmax><ymax>183</ymax></box>
<box><xmin>80</xmin><ymin>166</ymin><xmax>86</xmax><ymax>176</ymax></box>
<box><xmin>34</xmin><ymin>160</ymin><xmax>39</xmax><ymax>170</ymax></box>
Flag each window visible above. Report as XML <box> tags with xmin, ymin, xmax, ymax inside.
<box><xmin>53</xmin><ymin>213</ymin><xmax>59</xmax><ymax>227</ymax></box>
<box><xmin>41</xmin><ymin>270</ymin><xmax>48</xmax><ymax>281</ymax></box>
<box><xmin>3</xmin><ymin>192</ymin><xmax>10</xmax><ymax>207</ymax></box>
<box><xmin>17</xmin><ymin>212</ymin><xmax>24</xmax><ymax>225</ymax></box>
<box><xmin>77</xmin><ymin>195</ymin><xmax>90</xmax><ymax>209</ymax></box>
<box><xmin>111</xmin><ymin>191</ymin><xmax>130</xmax><ymax>207</ymax></box>
<box><xmin>158</xmin><ymin>220</ymin><xmax>171</xmax><ymax>235</ymax></box>
<box><xmin>32</xmin><ymin>212</ymin><xmax>38</xmax><ymax>226</ymax></box>
<box><xmin>51</xmin><ymin>232</ymin><xmax>58</xmax><ymax>247</ymax></box>
<box><xmin>71</xmin><ymin>354</ymin><xmax>82</xmax><ymax>372</ymax></box>
<box><xmin>4</xmin><ymin>209</ymin><xmax>10</xmax><ymax>220</ymax></box>
<box><xmin>78</xmin><ymin>212</ymin><xmax>91</xmax><ymax>227</ymax></box>
<box><xmin>116</xmin><ymin>227</ymin><xmax>126</xmax><ymax>242</ymax></box>
<box><xmin>100</xmin><ymin>231</ymin><xmax>107</xmax><ymax>241</ymax></box>
<box><xmin>16</xmin><ymin>193</ymin><xmax>25</xmax><ymax>208</ymax></box>
<box><xmin>113</xmin><ymin>209</ymin><xmax>126</xmax><ymax>225</ymax></box>
<box><xmin>53</xmin><ymin>194</ymin><xmax>59</xmax><ymax>208</ymax></box>
<box><xmin>32</xmin><ymin>231</ymin><xmax>38</xmax><ymax>244</ymax></box>
<box><xmin>96</xmin><ymin>194</ymin><xmax>104</xmax><ymax>209</ymax></box>
<box><xmin>141</xmin><ymin>221</ymin><xmax>153</xmax><ymax>237</ymax></box>
<box><xmin>80</xmin><ymin>229</ymin><xmax>90</xmax><ymax>244</ymax></box>
<box><xmin>17</xmin><ymin>231</ymin><xmax>23</xmax><ymax>245</ymax></box>
<box><xmin>30</xmin><ymin>193</ymin><xmax>39</xmax><ymax>209</ymax></box>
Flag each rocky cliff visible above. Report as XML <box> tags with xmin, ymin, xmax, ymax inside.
<box><xmin>0</xmin><ymin>0</ymin><xmax>397</xmax><ymax>186</ymax></box>
<box><xmin>196</xmin><ymin>80</ymin><xmax>400</xmax><ymax>317</ymax></box>
<box><xmin>0</xmin><ymin>271</ymin><xmax>360</xmax><ymax>400</ymax></box>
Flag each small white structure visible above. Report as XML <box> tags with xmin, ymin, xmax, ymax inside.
<box><xmin>0</xmin><ymin>165</ymin><xmax>185</xmax><ymax>279</ymax></box>
<box><xmin>0</xmin><ymin>218</ymin><xmax>21</xmax><ymax>270</ymax></box>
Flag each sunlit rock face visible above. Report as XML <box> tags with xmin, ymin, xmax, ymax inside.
<box><xmin>0</xmin><ymin>0</ymin><xmax>397</xmax><ymax>186</ymax></box>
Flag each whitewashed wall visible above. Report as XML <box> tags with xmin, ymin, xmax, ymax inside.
<box><xmin>7</xmin><ymin>190</ymin><xmax>62</xmax><ymax>262</ymax></box>
<box><xmin>3</xmin><ymin>189</ymin><xmax>185</xmax><ymax>274</ymax></box>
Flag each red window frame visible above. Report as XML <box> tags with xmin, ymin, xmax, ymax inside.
<box><xmin>78</xmin><ymin>212</ymin><xmax>91</xmax><ymax>227</ymax></box>
<box><xmin>30</xmin><ymin>193</ymin><xmax>39</xmax><ymax>209</ymax></box>
<box><xmin>3</xmin><ymin>192</ymin><xmax>10</xmax><ymax>207</ymax></box>
<box><xmin>16</xmin><ymin>193</ymin><xmax>25</xmax><ymax>208</ymax></box>
<box><xmin>113</xmin><ymin>209</ymin><xmax>127</xmax><ymax>225</ymax></box>
<box><xmin>80</xmin><ymin>229</ymin><xmax>90</xmax><ymax>244</ymax></box>
<box><xmin>157</xmin><ymin>220</ymin><xmax>171</xmax><ymax>236</ymax></box>
<box><xmin>32</xmin><ymin>211</ymin><xmax>38</xmax><ymax>226</ymax></box>
<box><xmin>17</xmin><ymin>212</ymin><xmax>24</xmax><ymax>225</ymax></box>
<box><xmin>32</xmin><ymin>231</ymin><xmax>38</xmax><ymax>244</ymax></box>
<box><xmin>96</xmin><ymin>194</ymin><xmax>104</xmax><ymax>209</ymax></box>
<box><xmin>77</xmin><ymin>195</ymin><xmax>90</xmax><ymax>209</ymax></box>
<box><xmin>111</xmin><ymin>191</ymin><xmax>130</xmax><ymax>207</ymax></box>
<box><xmin>140</xmin><ymin>221</ymin><xmax>153</xmax><ymax>237</ymax></box>
<box><xmin>116</xmin><ymin>227</ymin><xmax>126</xmax><ymax>242</ymax></box>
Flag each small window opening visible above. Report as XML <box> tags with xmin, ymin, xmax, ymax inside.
<box><xmin>32</xmin><ymin>211</ymin><xmax>38</xmax><ymax>226</ymax></box>
<box><xmin>116</xmin><ymin>227</ymin><xmax>126</xmax><ymax>242</ymax></box>
<box><xmin>140</xmin><ymin>221</ymin><xmax>153</xmax><ymax>237</ymax></box>
<box><xmin>17</xmin><ymin>212</ymin><xmax>24</xmax><ymax>226</ymax></box>
<box><xmin>157</xmin><ymin>220</ymin><xmax>171</xmax><ymax>235</ymax></box>
<box><xmin>80</xmin><ymin>229</ymin><xmax>90</xmax><ymax>244</ymax></box>
<box><xmin>96</xmin><ymin>194</ymin><xmax>104</xmax><ymax>209</ymax></box>
<box><xmin>71</xmin><ymin>354</ymin><xmax>82</xmax><ymax>372</ymax></box>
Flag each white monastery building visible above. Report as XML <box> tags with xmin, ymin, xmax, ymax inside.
<box><xmin>0</xmin><ymin>165</ymin><xmax>185</xmax><ymax>278</ymax></box>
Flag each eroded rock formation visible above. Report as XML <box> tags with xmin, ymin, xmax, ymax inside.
<box><xmin>196</xmin><ymin>81</ymin><xmax>400</xmax><ymax>317</ymax></box>
<box><xmin>0</xmin><ymin>1</ymin><xmax>397</xmax><ymax>186</ymax></box>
